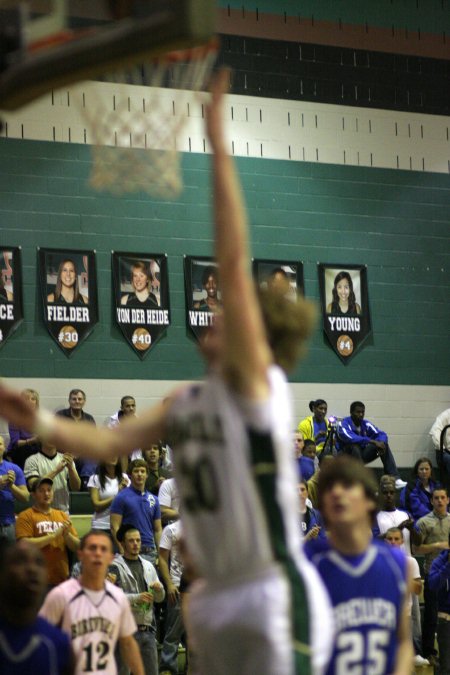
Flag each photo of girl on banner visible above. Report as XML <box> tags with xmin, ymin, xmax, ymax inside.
<box><xmin>184</xmin><ymin>256</ymin><xmax>221</xmax><ymax>341</ymax></box>
<box><xmin>253</xmin><ymin>259</ymin><xmax>304</xmax><ymax>300</ymax></box>
<box><xmin>112</xmin><ymin>252</ymin><xmax>170</xmax><ymax>359</ymax></box>
<box><xmin>39</xmin><ymin>248</ymin><xmax>98</xmax><ymax>357</ymax></box>
<box><xmin>0</xmin><ymin>247</ymin><xmax>23</xmax><ymax>350</ymax></box>
<box><xmin>318</xmin><ymin>263</ymin><xmax>371</xmax><ymax>364</ymax></box>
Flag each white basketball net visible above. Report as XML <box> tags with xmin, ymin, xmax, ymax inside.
<box><xmin>82</xmin><ymin>41</ymin><xmax>218</xmax><ymax>199</ymax></box>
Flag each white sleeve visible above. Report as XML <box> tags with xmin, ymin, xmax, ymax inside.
<box><xmin>430</xmin><ymin>409</ymin><xmax>450</xmax><ymax>449</ymax></box>
<box><xmin>408</xmin><ymin>556</ymin><xmax>421</xmax><ymax>580</ymax></box>
<box><xmin>158</xmin><ymin>480</ymin><xmax>172</xmax><ymax>507</ymax></box>
<box><xmin>23</xmin><ymin>454</ymin><xmax>39</xmax><ymax>479</ymax></box>
<box><xmin>159</xmin><ymin>524</ymin><xmax>173</xmax><ymax>551</ymax></box>
<box><xmin>39</xmin><ymin>588</ymin><xmax>67</xmax><ymax>629</ymax></box>
<box><xmin>87</xmin><ymin>474</ymin><xmax>99</xmax><ymax>489</ymax></box>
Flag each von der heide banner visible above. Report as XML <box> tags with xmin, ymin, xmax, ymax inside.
<box><xmin>112</xmin><ymin>252</ymin><xmax>170</xmax><ymax>359</ymax></box>
<box><xmin>39</xmin><ymin>248</ymin><xmax>98</xmax><ymax>357</ymax></box>
<box><xmin>0</xmin><ymin>247</ymin><xmax>23</xmax><ymax>349</ymax></box>
<box><xmin>318</xmin><ymin>263</ymin><xmax>372</xmax><ymax>364</ymax></box>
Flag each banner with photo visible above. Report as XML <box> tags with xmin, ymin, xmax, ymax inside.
<box><xmin>253</xmin><ymin>259</ymin><xmax>304</xmax><ymax>299</ymax></box>
<box><xmin>318</xmin><ymin>263</ymin><xmax>372</xmax><ymax>364</ymax></box>
<box><xmin>38</xmin><ymin>248</ymin><xmax>98</xmax><ymax>357</ymax></box>
<box><xmin>112</xmin><ymin>252</ymin><xmax>170</xmax><ymax>359</ymax></box>
<box><xmin>184</xmin><ymin>256</ymin><xmax>221</xmax><ymax>341</ymax></box>
<box><xmin>0</xmin><ymin>247</ymin><xmax>23</xmax><ymax>349</ymax></box>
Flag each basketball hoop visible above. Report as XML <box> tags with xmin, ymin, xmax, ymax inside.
<box><xmin>81</xmin><ymin>39</ymin><xmax>218</xmax><ymax>199</ymax></box>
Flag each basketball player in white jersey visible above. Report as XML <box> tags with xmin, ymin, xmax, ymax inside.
<box><xmin>0</xmin><ymin>71</ymin><xmax>333</xmax><ymax>675</ymax></box>
<box><xmin>39</xmin><ymin>530</ymin><xmax>144</xmax><ymax>675</ymax></box>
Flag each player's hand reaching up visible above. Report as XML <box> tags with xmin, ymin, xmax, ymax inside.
<box><xmin>0</xmin><ymin>383</ymin><xmax>37</xmax><ymax>431</ymax></box>
<box><xmin>205</xmin><ymin>68</ymin><xmax>230</xmax><ymax>153</ymax></box>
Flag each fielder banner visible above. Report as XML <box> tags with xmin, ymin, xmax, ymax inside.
<box><xmin>0</xmin><ymin>247</ymin><xmax>23</xmax><ymax>349</ymax></box>
<box><xmin>318</xmin><ymin>263</ymin><xmax>372</xmax><ymax>364</ymax></box>
<box><xmin>112</xmin><ymin>252</ymin><xmax>170</xmax><ymax>359</ymax></box>
<box><xmin>253</xmin><ymin>259</ymin><xmax>304</xmax><ymax>298</ymax></box>
<box><xmin>38</xmin><ymin>248</ymin><xmax>98</xmax><ymax>357</ymax></box>
<box><xmin>184</xmin><ymin>256</ymin><xmax>221</xmax><ymax>341</ymax></box>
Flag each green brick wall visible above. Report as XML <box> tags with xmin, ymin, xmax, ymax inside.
<box><xmin>0</xmin><ymin>138</ymin><xmax>449</xmax><ymax>385</ymax></box>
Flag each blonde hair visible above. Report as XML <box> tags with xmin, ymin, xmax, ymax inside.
<box><xmin>258</xmin><ymin>288</ymin><xmax>317</xmax><ymax>374</ymax></box>
<box><xmin>21</xmin><ymin>388</ymin><xmax>40</xmax><ymax>407</ymax></box>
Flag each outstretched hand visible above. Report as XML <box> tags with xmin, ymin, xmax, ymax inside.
<box><xmin>0</xmin><ymin>383</ymin><xmax>37</xmax><ymax>431</ymax></box>
<box><xmin>205</xmin><ymin>67</ymin><xmax>231</xmax><ymax>152</ymax></box>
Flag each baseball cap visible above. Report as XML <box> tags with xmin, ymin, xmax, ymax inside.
<box><xmin>30</xmin><ymin>477</ymin><xmax>54</xmax><ymax>491</ymax></box>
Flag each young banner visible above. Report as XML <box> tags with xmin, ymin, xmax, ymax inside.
<box><xmin>112</xmin><ymin>252</ymin><xmax>170</xmax><ymax>359</ymax></box>
<box><xmin>0</xmin><ymin>247</ymin><xmax>23</xmax><ymax>349</ymax></box>
<box><xmin>184</xmin><ymin>256</ymin><xmax>221</xmax><ymax>341</ymax></box>
<box><xmin>318</xmin><ymin>263</ymin><xmax>372</xmax><ymax>364</ymax></box>
<box><xmin>253</xmin><ymin>259</ymin><xmax>304</xmax><ymax>299</ymax></box>
<box><xmin>38</xmin><ymin>248</ymin><xmax>98</xmax><ymax>357</ymax></box>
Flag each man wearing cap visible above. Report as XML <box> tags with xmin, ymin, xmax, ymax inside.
<box><xmin>15</xmin><ymin>477</ymin><xmax>80</xmax><ymax>588</ymax></box>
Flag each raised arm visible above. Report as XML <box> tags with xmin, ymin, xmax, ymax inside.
<box><xmin>0</xmin><ymin>383</ymin><xmax>168</xmax><ymax>462</ymax></box>
<box><xmin>206</xmin><ymin>70</ymin><xmax>272</xmax><ymax>399</ymax></box>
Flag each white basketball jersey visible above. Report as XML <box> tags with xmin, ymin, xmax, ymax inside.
<box><xmin>39</xmin><ymin>578</ymin><xmax>137</xmax><ymax>675</ymax></box>
<box><xmin>168</xmin><ymin>365</ymin><xmax>303</xmax><ymax>583</ymax></box>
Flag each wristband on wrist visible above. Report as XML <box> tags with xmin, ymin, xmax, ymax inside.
<box><xmin>34</xmin><ymin>410</ymin><xmax>56</xmax><ymax>442</ymax></box>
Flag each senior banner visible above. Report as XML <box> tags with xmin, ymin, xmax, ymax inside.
<box><xmin>112</xmin><ymin>252</ymin><xmax>170</xmax><ymax>359</ymax></box>
<box><xmin>318</xmin><ymin>263</ymin><xmax>371</xmax><ymax>364</ymax></box>
<box><xmin>184</xmin><ymin>256</ymin><xmax>221</xmax><ymax>341</ymax></box>
<box><xmin>38</xmin><ymin>248</ymin><xmax>98</xmax><ymax>357</ymax></box>
<box><xmin>0</xmin><ymin>247</ymin><xmax>23</xmax><ymax>349</ymax></box>
<box><xmin>253</xmin><ymin>258</ymin><xmax>304</xmax><ymax>298</ymax></box>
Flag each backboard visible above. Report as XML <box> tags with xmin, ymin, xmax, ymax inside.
<box><xmin>0</xmin><ymin>0</ymin><xmax>216</xmax><ymax>110</ymax></box>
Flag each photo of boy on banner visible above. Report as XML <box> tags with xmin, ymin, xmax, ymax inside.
<box><xmin>253</xmin><ymin>259</ymin><xmax>304</xmax><ymax>300</ymax></box>
<box><xmin>318</xmin><ymin>263</ymin><xmax>371</xmax><ymax>364</ymax></box>
<box><xmin>112</xmin><ymin>252</ymin><xmax>170</xmax><ymax>359</ymax></box>
<box><xmin>38</xmin><ymin>248</ymin><xmax>98</xmax><ymax>357</ymax></box>
<box><xmin>0</xmin><ymin>247</ymin><xmax>23</xmax><ymax>349</ymax></box>
<box><xmin>184</xmin><ymin>256</ymin><xmax>221</xmax><ymax>341</ymax></box>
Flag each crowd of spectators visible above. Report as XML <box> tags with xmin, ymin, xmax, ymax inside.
<box><xmin>0</xmin><ymin>388</ymin><xmax>448</xmax><ymax>673</ymax></box>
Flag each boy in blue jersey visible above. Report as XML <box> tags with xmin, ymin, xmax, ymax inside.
<box><xmin>0</xmin><ymin>539</ymin><xmax>74</xmax><ymax>674</ymax></box>
<box><xmin>305</xmin><ymin>456</ymin><xmax>413</xmax><ymax>675</ymax></box>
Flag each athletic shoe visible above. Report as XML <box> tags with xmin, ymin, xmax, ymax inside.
<box><xmin>395</xmin><ymin>478</ymin><xmax>407</xmax><ymax>489</ymax></box>
<box><xmin>413</xmin><ymin>655</ymin><xmax>430</xmax><ymax>666</ymax></box>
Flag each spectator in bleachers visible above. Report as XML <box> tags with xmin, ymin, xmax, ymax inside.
<box><xmin>110</xmin><ymin>523</ymin><xmax>164</xmax><ymax>675</ymax></box>
<box><xmin>293</xmin><ymin>429</ymin><xmax>304</xmax><ymax>457</ymax></box>
<box><xmin>56</xmin><ymin>388</ymin><xmax>96</xmax><ymax>489</ymax></box>
<box><xmin>373</xmin><ymin>476</ymin><xmax>421</xmax><ymax>553</ymax></box>
<box><xmin>107</xmin><ymin>396</ymin><xmax>142</xmax><ymax>473</ymax></box>
<box><xmin>24</xmin><ymin>440</ymin><xmax>81</xmax><ymax>514</ymax></box>
<box><xmin>385</xmin><ymin>527</ymin><xmax>429</xmax><ymax>668</ymax></box>
<box><xmin>297</xmin><ymin>399</ymin><xmax>331</xmax><ymax>456</ymax></box>
<box><xmin>111</xmin><ymin>459</ymin><xmax>162</xmax><ymax>564</ymax></box>
<box><xmin>298</xmin><ymin>479</ymin><xmax>325</xmax><ymax>542</ymax></box>
<box><xmin>374</xmin><ymin>475</ymin><xmax>423</xmax><ymax>661</ymax></box>
<box><xmin>335</xmin><ymin>401</ymin><xmax>406</xmax><ymax>489</ymax></box>
<box><xmin>297</xmin><ymin>439</ymin><xmax>316</xmax><ymax>482</ymax></box>
<box><xmin>15</xmin><ymin>477</ymin><xmax>80</xmax><ymax>589</ymax></box>
<box><xmin>402</xmin><ymin>457</ymin><xmax>440</xmax><ymax>522</ymax></box>
<box><xmin>87</xmin><ymin>457</ymin><xmax>130</xmax><ymax>532</ymax></box>
<box><xmin>0</xmin><ymin>435</ymin><xmax>29</xmax><ymax>541</ymax></box>
<box><xmin>144</xmin><ymin>443</ymin><xmax>172</xmax><ymax>496</ymax></box>
<box><xmin>414</xmin><ymin>486</ymin><xmax>450</xmax><ymax>666</ymax></box>
<box><xmin>107</xmin><ymin>396</ymin><xmax>137</xmax><ymax>428</ymax></box>
<box><xmin>6</xmin><ymin>388</ymin><xmax>41</xmax><ymax>469</ymax></box>
<box><xmin>158</xmin><ymin>519</ymin><xmax>185</xmax><ymax>675</ymax></box>
<box><xmin>430</xmin><ymin>407</ymin><xmax>450</xmax><ymax>458</ymax></box>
